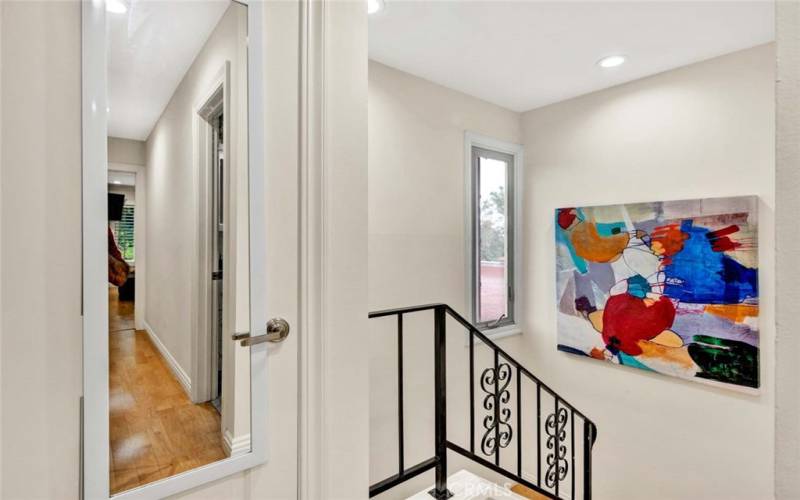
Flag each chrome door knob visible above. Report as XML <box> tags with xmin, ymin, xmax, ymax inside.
<box><xmin>265</xmin><ymin>318</ymin><xmax>290</xmax><ymax>342</ymax></box>
<box><xmin>235</xmin><ymin>318</ymin><xmax>290</xmax><ymax>346</ymax></box>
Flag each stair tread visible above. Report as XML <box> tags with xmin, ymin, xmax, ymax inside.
<box><xmin>510</xmin><ymin>484</ymin><xmax>551</xmax><ymax>500</ymax></box>
<box><xmin>406</xmin><ymin>470</ymin><xmax>528</xmax><ymax>499</ymax></box>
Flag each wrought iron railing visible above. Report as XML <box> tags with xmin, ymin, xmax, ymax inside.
<box><xmin>369</xmin><ymin>304</ymin><xmax>598</xmax><ymax>500</ymax></box>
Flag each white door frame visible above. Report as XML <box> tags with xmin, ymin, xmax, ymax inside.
<box><xmin>81</xmin><ymin>1</ymin><xmax>268</xmax><ymax>498</ymax></box>
<box><xmin>298</xmin><ymin>1</ymin><xmax>370</xmax><ymax>498</ymax></box>
<box><xmin>191</xmin><ymin>63</ymin><xmax>229</xmax><ymax>405</ymax></box>
<box><xmin>107</xmin><ymin>162</ymin><xmax>146</xmax><ymax>332</ymax></box>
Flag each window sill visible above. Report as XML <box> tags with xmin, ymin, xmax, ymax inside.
<box><xmin>464</xmin><ymin>324</ymin><xmax>522</xmax><ymax>347</ymax></box>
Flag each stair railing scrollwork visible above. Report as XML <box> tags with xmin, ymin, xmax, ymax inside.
<box><xmin>545</xmin><ymin>406</ymin><xmax>570</xmax><ymax>489</ymax></box>
<box><xmin>480</xmin><ymin>363</ymin><xmax>513</xmax><ymax>458</ymax></box>
<box><xmin>368</xmin><ymin>304</ymin><xmax>598</xmax><ymax>500</ymax></box>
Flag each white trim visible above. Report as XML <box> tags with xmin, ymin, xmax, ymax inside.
<box><xmin>82</xmin><ymin>2</ymin><xmax>269</xmax><ymax>498</ymax></box>
<box><xmin>222</xmin><ymin>430</ymin><xmax>251</xmax><ymax>458</ymax></box>
<box><xmin>143</xmin><ymin>321</ymin><xmax>192</xmax><ymax>397</ymax></box>
<box><xmin>298</xmin><ymin>1</ymin><xmax>369</xmax><ymax>497</ymax></box>
<box><xmin>82</xmin><ymin>1</ymin><xmax>110</xmax><ymax>497</ymax></box>
<box><xmin>475</xmin><ymin>326</ymin><xmax>523</xmax><ymax>344</ymax></box>
<box><xmin>190</xmin><ymin>62</ymin><xmax>229</xmax><ymax>406</ymax></box>
<box><xmin>298</xmin><ymin>1</ymin><xmax>324</xmax><ymax>496</ymax></box>
<box><xmin>112</xmin><ymin>453</ymin><xmax>262</xmax><ymax>500</ymax></box>
<box><xmin>244</xmin><ymin>0</ymin><xmax>269</xmax><ymax>469</ymax></box>
<box><xmin>463</xmin><ymin>131</ymin><xmax>524</xmax><ymax>340</ymax></box>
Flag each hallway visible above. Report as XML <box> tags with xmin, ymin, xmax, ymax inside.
<box><xmin>108</xmin><ymin>287</ymin><xmax>226</xmax><ymax>493</ymax></box>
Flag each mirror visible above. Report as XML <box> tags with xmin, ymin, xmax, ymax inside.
<box><xmin>105</xmin><ymin>0</ymin><xmax>251</xmax><ymax>493</ymax></box>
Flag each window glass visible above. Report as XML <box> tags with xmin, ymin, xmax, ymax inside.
<box><xmin>479</xmin><ymin>156</ymin><xmax>508</xmax><ymax>323</ymax></box>
<box><xmin>111</xmin><ymin>204</ymin><xmax>135</xmax><ymax>262</ymax></box>
<box><xmin>472</xmin><ymin>145</ymin><xmax>515</xmax><ymax>329</ymax></box>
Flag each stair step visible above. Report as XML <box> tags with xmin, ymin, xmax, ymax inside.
<box><xmin>510</xmin><ymin>484</ymin><xmax>551</xmax><ymax>500</ymax></box>
<box><xmin>407</xmin><ymin>470</ymin><xmax>527</xmax><ymax>499</ymax></box>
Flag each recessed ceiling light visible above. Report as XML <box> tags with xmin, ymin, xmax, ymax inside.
<box><xmin>368</xmin><ymin>0</ymin><xmax>384</xmax><ymax>15</ymax></box>
<box><xmin>597</xmin><ymin>55</ymin><xmax>626</xmax><ymax>69</ymax></box>
<box><xmin>106</xmin><ymin>0</ymin><xmax>128</xmax><ymax>14</ymax></box>
<box><xmin>112</xmin><ymin>180</ymin><xmax>122</xmax><ymax>185</ymax></box>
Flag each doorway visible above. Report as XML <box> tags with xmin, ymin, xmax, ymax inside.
<box><xmin>210</xmin><ymin>109</ymin><xmax>225</xmax><ymax>413</ymax></box>
<box><xmin>108</xmin><ymin>170</ymin><xmax>136</xmax><ymax>336</ymax></box>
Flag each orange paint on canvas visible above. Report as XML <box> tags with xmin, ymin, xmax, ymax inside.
<box><xmin>569</xmin><ymin>222</ymin><xmax>629</xmax><ymax>263</ymax></box>
<box><xmin>704</xmin><ymin>304</ymin><xmax>759</xmax><ymax>323</ymax></box>
<box><xmin>636</xmin><ymin>340</ymin><xmax>697</xmax><ymax>370</ymax></box>
<box><xmin>650</xmin><ymin>330</ymin><xmax>684</xmax><ymax>348</ymax></box>
<box><xmin>588</xmin><ymin>310</ymin><xmax>603</xmax><ymax>333</ymax></box>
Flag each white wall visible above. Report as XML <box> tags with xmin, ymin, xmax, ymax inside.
<box><xmin>369</xmin><ymin>44</ymin><xmax>776</xmax><ymax>499</ymax></box>
<box><xmin>520</xmin><ymin>44</ymin><xmax>775</xmax><ymax>499</ymax></box>
<box><xmin>108</xmin><ymin>136</ymin><xmax>146</xmax><ymax>165</ymax></box>
<box><xmin>775</xmin><ymin>3</ymin><xmax>800</xmax><ymax>498</ymax></box>
<box><xmin>0</xmin><ymin>1</ymin><xmax>370</xmax><ymax>498</ymax></box>
<box><xmin>0</xmin><ymin>3</ymin><xmax>4</xmax><ymax>491</ymax></box>
<box><xmin>369</xmin><ymin>61</ymin><xmax>522</xmax><ymax>313</ymax></box>
<box><xmin>144</xmin><ymin>2</ymin><xmax>250</xmax><ymax>439</ymax></box>
<box><xmin>0</xmin><ymin>1</ymin><xmax>83</xmax><ymax>497</ymax></box>
<box><xmin>369</xmin><ymin>60</ymin><xmax>526</xmax><ymax>497</ymax></box>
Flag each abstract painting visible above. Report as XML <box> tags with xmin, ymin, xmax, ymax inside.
<box><xmin>555</xmin><ymin>196</ymin><xmax>759</xmax><ymax>390</ymax></box>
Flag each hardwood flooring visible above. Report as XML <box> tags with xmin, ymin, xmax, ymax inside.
<box><xmin>109</xmin><ymin>286</ymin><xmax>134</xmax><ymax>333</ymax></box>
<box><xmin>109</xmin><ymin>288</ymin><xmax>226</xmax><ymax>494</ymax></box>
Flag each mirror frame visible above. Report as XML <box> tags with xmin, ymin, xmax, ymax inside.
<box><xmin>81</xmin><ymin>1</ymin><xmax>268</xmax><ymax>498</ymax></box>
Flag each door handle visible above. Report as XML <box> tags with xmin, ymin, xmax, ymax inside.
<box><xmin>232</xmin><ymin>318</ymin><xmax>290</xmax><ymax>346</ymax></box>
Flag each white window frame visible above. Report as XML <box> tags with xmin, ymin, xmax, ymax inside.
<box><xmin>464</xmin><ymin>131</ymin><xmax>523</xmax><ymax>339</ymax></box>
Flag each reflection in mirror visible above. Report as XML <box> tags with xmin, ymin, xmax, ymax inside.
<box><xmin>106</xmin><ymin>0</ymin><xmax>250</xmax><ymax>493</ymax></box>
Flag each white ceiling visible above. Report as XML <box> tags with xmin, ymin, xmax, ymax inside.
<box><xmin>368</xmin><ymin>1</ymin><xmax>775</xmax><ymax>112</ymax></box>
<box><xmin>107</xmin><ymin>0</ymin><xmax>230</xmax><ymax>140</ymax></box>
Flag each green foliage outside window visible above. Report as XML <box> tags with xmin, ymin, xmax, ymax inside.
<box><xmin>113</xmin><ymin>204</ymin><xmax>135</xmax><ymax>262</ymax></box>
<box><xmin>480</xmin><ymin>186</ymin><xmax>506</xmax><ymax>263</ymax></box>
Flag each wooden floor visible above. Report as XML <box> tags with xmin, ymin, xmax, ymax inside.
<box><xmin>109</xmin><ymin>287</ymin><xmax>226</xmax><ymax>494</ymax></box>
<box><xmin>109</xmin><ymin>285</ymin><xmax>134</xmax><ymax>333</ymax></box>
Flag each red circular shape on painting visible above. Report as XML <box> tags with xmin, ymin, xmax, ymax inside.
<box><xmin>602</xmin><ymin>293</ymin><xmax>676</xmax><ymax>356</ymax></box>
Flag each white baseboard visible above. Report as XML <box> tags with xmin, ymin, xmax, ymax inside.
<box><xmin>143</xmin><ymin>320</ymin><xmax>192</xmax><ymax>397</ymax></box>
<box><xmin>223</xmin><ymin>429</ymin><xmax>251</xmax><ymax>458</ymax></box>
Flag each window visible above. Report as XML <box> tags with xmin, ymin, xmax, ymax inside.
<box><xmin>111</xmin><ymin>204</ymin><xmax>135</xmax><ymax>262</ymax></box>
<box><xmin>466</xmin><ymin>133</ymin><xmax>522</xmax><ymax>335</ymax></box>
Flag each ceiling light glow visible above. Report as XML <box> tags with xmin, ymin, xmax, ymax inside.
<box><xmin>106</xmin><ymin>0</ymin><xmax>128</xmax><ymax>14</ymax></box>
<box><xmin>112</xmin><ymin>180</ymin><xmax>122</xmax><ymax>185</ymax></box>
<box><xmin>597</xmin><ymin>55</ymin><xmax>626</xmax><ymax>68</ymax></box>
<box><xmin>368</xmin><ymin>0</ymin><xmax>384</xmax><ymax>15</ymax></box>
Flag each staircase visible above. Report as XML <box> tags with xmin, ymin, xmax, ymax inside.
<box><xmin>369</xmin><ymin>304</ymin><xmax>598</xmax><ymax>500</ymax></box>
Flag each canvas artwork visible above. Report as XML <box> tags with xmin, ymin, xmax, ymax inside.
<box><xmin>555</xmin><ymin>196</ymin><xmax>759</xmax><ymax>390</ymax></box>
